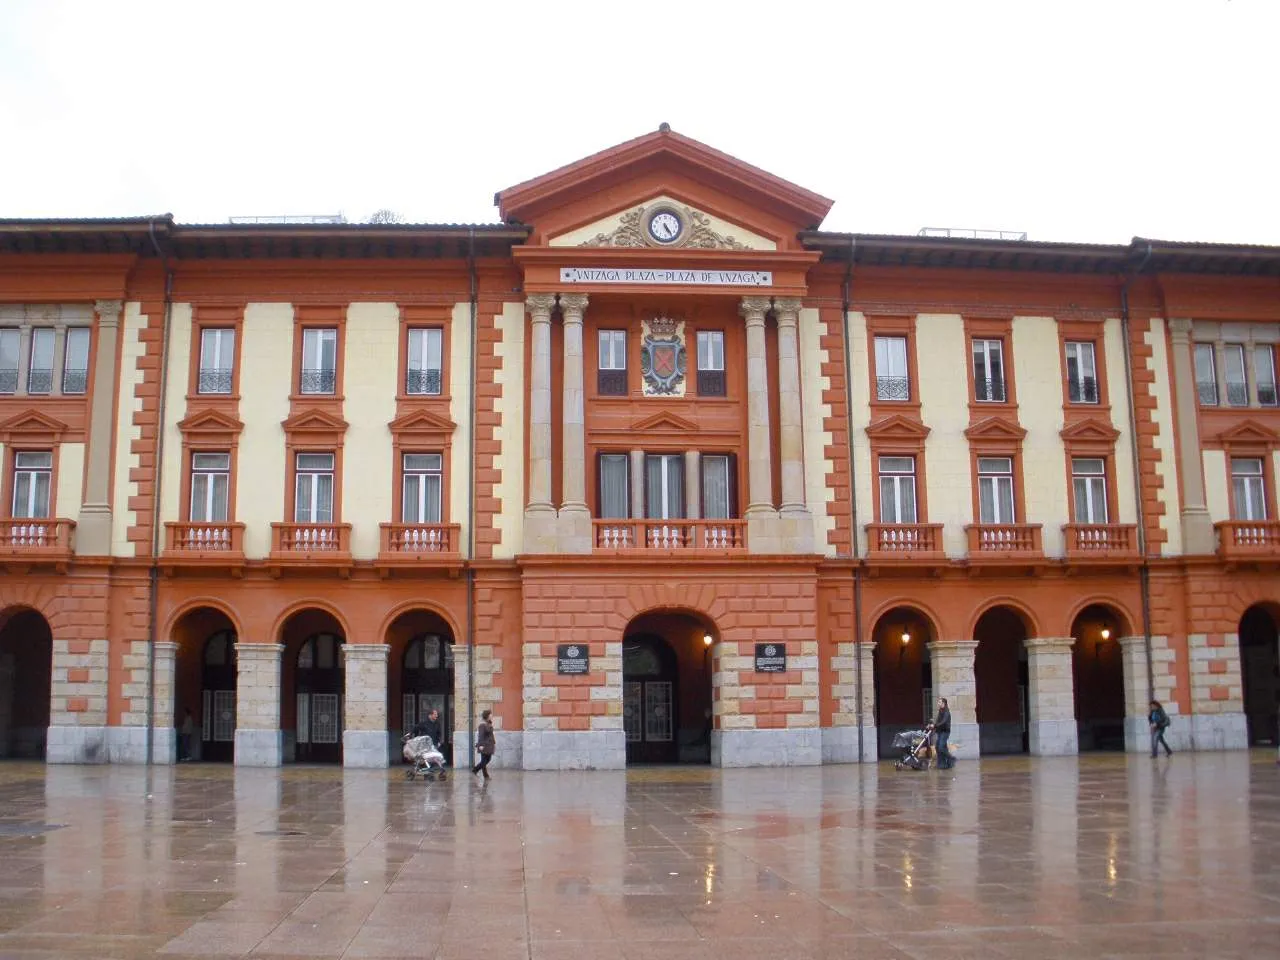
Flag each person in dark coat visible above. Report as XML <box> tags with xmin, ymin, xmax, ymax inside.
<box><xmin>932</xmin><ymin>697</ymin><xmax>954</xmax><ymax>770</ymax></box>
<box><xmin>414</xmin><ymin>708</ymin><xmax>443</xmax><ymax>750</ymax></box>
<box><xmin>1148</xmin><ymin>700</ymin><xmax>1173</xmax><ymax>757</ymax></box>
<box><xmin>473</xmin><ymin>709</ymin><xmax>496</xmax><ymax>779</ymax></box>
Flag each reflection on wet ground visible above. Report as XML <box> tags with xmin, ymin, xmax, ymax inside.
<box><xmin>0</xmin><ymin>753</ymin><xmax>1277</xmax><ymax>958</ymax></box>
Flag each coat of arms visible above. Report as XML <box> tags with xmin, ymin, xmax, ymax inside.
<box><xmin>640</xmin><ymin>316</ymin><xmax>687</xmax><ymax>397</ymax></box>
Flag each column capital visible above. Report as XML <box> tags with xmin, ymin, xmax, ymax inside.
<box><xmin>740</xmin><ymin>296</ymin><xmax>771</xmax><ymax>323</ymax></box>
<box><xmin>772</xmin><ymin>297</ymin><xmax>802</xmax><ymax>322</ymax></box>
<box><xmin>343</xmin><ymin>643</ymin><xmax>390</xmax><ymax>663</ymax></box>
<box><xmin>94</xmin><ymin>300</ymin><xmax>123</xmax><ymax>326</ymax></box>
<box><xmin>1167</xmin><ymin>317</ymin><xmax>1193</xmax><ymax>341</ymax></box>
<box><xmin>927</xmin><ymin>640</ymin><xmax>979</xmax><ymax>654</ymax></box>
<box><xmin>1024</xmin><ymin>636</ymin><xmax>1075</xmax><ymax>653</ymax></box>
<box><xmin>1117</xmin><ymin>635</ymin><xmax>1148</xmax><ymax>650</ymax></box>
<box><xmin>152</xmin><ymin>641</ymin><xmax>180</xmax><ymax>655</ymax></box>
<box><xmin>236</xmin><ymin>642</ymin><xmax>285</xmax><ymax>661</ymax></box>
<box><xmin>558</xmin><ymin>292</ymin><xmax>589</xmax><ymax>319</ymax></box>
<box><xmin>526</xmin><ymin>293</ymin><xmax>557</xmax><ymax>319</ymax></box>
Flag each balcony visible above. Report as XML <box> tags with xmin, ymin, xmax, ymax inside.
<box><xmin>1216</xmin><ymin>521</ymin><xmax>1280</xmax><ymax>561</ymax></box>
<box><xmin>1063</xmin><ymin>523</ymin><xmax>1139</xmax><ymax>561</ymax></box>
<box><xmin>0</xmin><ymin>519</ymin><xmax>75</xmax><ymax>569</ymax></box>
<box><xmin>593</xmin><ymin>519</ymin><xmax>746</xmax><ymax>553</ymax></box>
<box><xmin>268</xmin><ymin>522</ymin><xmax>353</xmax><ymax>574</ymax></box>
<box><xmin>966</xmin><ymin>523</ymin><xmax>1043</xmax><ymax>560</ymax></box>
<box><xmin>376</xmin><ymin>523</ymin><xmax>463</xmax><ymax>573</ymax></box>
<box><xmin>161</xmin><ymin>522</ymin><xmax>246</xmax><ymax>573</ymax></box>
<box><xmin>865</xmin><ymin>523</ymin><xmax>944</xmax><ymax>560</ymax></box>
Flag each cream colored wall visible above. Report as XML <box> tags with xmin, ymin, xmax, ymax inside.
<box><xmin>1013</xmin><ymin>316</ymin><xmax>1070</xmax><ymax>557</ymax></box>
<box><xmin>799</xmin><ymin>308</ymin><xmax>836</xmax><ymax>556</ymax></box>
<box><xmin>491</xmin><ymin>302</ymin><xmax>526</xmax><ymax>559</ymax></box>
<box><xmin>845</xmin><ymin>312</ymin><xmax>872</xmax><ymax>556</ymax></box>
<box><xmin>917</xmin><ymin>314</ymin><xmax>971</xmax><ymax>558</ymax></box>
<box><xmin>110</xmin><ymin>302</ymin><xmax>147</xmax><ymax>556</ymax></box>
<box><xmin>1102</xmin><ymin>318</ymin><xmax>1139</xmax><ymax>525</ymax></box>
<box><xmin>237</xmin><ymin>304</ymin><xmax>293</xmax><ymax>559</ymax></box>
<box><xmin>548</xmin><ymin>194</ymin><xmax>776</xmax><ymax>250</ymax></box>
<box><xmin>159</xmin><ymin>304</ymin><xmax>192</xmax><ymax>531</ymax></box>
<box><xmin>1203</xmin><ymin>449</ymin><xmax>1230</xmax><ymax>524</ymax></box>
<box><xmin>448</xmin><ymin>302</ymin><xmax>473</xmax><ymax>554</ymax></box>
<box><xmin>1145</xmin><ymin>318</ymin><xmax>1183</xmax><ymax>556</ymax></box>
<box><xmin>57</xmin><ymin>442</ymin><xmax>84</xmax><ymax>519</ymax></box>
<box><xmin>341</xmin><ymin>303</ymin><xmax>398</xmax><ymax>560</ymax></box>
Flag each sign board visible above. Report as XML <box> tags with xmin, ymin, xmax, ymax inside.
<box><xmin>556</xmin><ymin>644</ymin><xmax>590</xmax><ymax>675</ymax></box>
<box><xmin>754</xmin><ymin>643</ymin><xmax>787</xmax><ymax>673</ymax></box>
<box><xmin>560</xmin><ymin>267</ymin><xmax>772</xmax><ymax>287</ymax></box>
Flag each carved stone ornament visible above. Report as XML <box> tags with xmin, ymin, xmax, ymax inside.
<box><xmin>640</xmin><ymin>316</ymin><xmax>688</xmax><ymax>397</ymax></box>
<box><xmin>581</xmin><ymin>202</ymin><xmax>750</xmax><ymax>250</ymax></box>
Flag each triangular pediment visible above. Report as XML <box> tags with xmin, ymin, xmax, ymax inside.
<box><xmin>0</xmin><ymin>408</ymin><xmax>69</xmax><ymax>442</ymax></box>
<box><xmin>178</xmin><ymin>408</ymin><xmax>244</xmax><ymax>435</ymax></box>
<box><xmin>1216</xmin><ymin>419</ymin><xmax>1280</xmax><ymax>447</ymax></box>
<box><xmin>630</xmin><ymin>411</ymin><xmax>700</xmax><ymax>434</ymax></box>
<box><xmin>865</xmin><ymin>414</ymin><xmax>931</xmax><ymax>442</ymax></box>
<box><xmin>964</xmin><ymin>416</ymin><xmax>1028</xmax><ymax>442</ymax></box>
<box><xmin>388</xmin><ymin>408</ymin><xmax>457</xmax><ymax>435</ymax></box>
<box><xmin>1059</xmin><ymin>417</ymin><xmax>1120</xmax><ymax>443</ymax></box>
<box><xmin>281</xmin><ymin>408</ymin><xmax>349</xmax><ymax>433</ymax></box>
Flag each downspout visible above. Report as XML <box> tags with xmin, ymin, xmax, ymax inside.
<box><xmin>145</xmin><ymin>219</ymin><xmax>176</xmax><ymax>766</ymax></box>
<box><xmin>1119</xmin><ymin>240</ymin><xmax>1156</xmax><ymax>713</ymax></box>
<box><xmin>839</xmin><ymin>237</ymin><xmax>867</xmax><ymax>762</ymax></box>
<box><xmin>465</xmin><ymin>228</ymin><xmax>478</xmax><ymax>773</ymax></box>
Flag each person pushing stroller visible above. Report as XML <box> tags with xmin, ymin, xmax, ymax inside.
<box><xmin>402</xmin><ymin>708</ymin><xmax>448</xmax><ymax>781</ymax></box>
<box><xmin>930</xmin><ymin>697</ymin><xmax>954</xmax><ymax>770</ymax></box>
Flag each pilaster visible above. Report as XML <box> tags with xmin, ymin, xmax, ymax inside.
<box><xmin>523</xmin><ymin>294</ymin><xmax>558</xmax><ymax>553</ymax></box>
<box><xmin>1167</xmin><ymin>318</ymin><xmax>1216</xmax><ymax>554</ymax></box>
<box><xmin>683</xmin><ymin>449</ymin><xmax>701</xmax><ymax>519</ymax></box>
<box><xmin>1023</xmin><ymin>637</ymin><xmax>1078</xmax><ymax>756</ymax></box>
<box><xmin>76</xmin><ymin>299</ymin><xmax>122</xmax><ymax>556</ymax></box>
<box><xmin>741</xmin><ymin>296</ymin><xmax>779</xmax><ymax>552</ymax></box>
<box><xmin>343</xmin><ymin>643</ymin><xmax>390</xmax><ymax>767</ymax></box>
<box><xmin>557</xmin><ymin>293</ymin><xmax>592</xmax><ymax>553</ymax></box>
<box><xmin>629</xmin><ymin>449</ymin><xmax>645</xmax><ymax>520</ymax></box>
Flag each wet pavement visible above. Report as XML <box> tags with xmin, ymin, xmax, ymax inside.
<box><xmin>0</xmin><ymin>754</ymin><xmax>1277</xmax><ymax>959</ymax></box>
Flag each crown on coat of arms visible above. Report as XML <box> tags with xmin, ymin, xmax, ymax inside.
<box><xmin>648</xmin><ymin>315</ymin><xmax>679</xmax><ymax>337</ymax></box>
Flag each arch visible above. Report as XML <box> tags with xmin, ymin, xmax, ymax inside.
<box><xmin>0</xmin><ymin>606</ymin><xmax>52</xmax><ymax>759</ymax></box>
<box><xmin>622</xmin><ymin>608</ymin><xmax>714</xmax><ymax>765</ymax></box>
<box><xmin>377</xmin><ymin>598</ymin><xmax>463</xmax><ymax>642</ymax></box>
<box><xmin>973</xmin><ymin>603</ymin><xmax>1032</xmax><ymax>755</ymax></box>
<box><xmin>0</xmin><ymin>584</ymin><xmax>69</xmax><ymax>636</ymax></box>
<box><xmin>967</xmin><ymin>596</ymin><xmax>1041</xmax><ymax>639</ymax></box>
<box><xmin>1239</xmin><ymin>602</ymin><xmax>1280</xmax><ymax>746</ymax></box>
<box><xmin>865</xmin><ymin>597</ymin><xmax>945</xmax><ymax>643</ymax></box>
<box><xmin>1063</xmin><ymin>596</ymin><xmax>1134</xmax><ymax>640</ymax></box>
<box><xmin>270</xmin><ymin>598</ymin><xmax>353</xmax><ymax>645</ymax></box>
<box><xmin>1224</xmin><ymin>585</ymin><xmax>1280</xmax><ymax>633</ymax></box>
<box><xmin>1070</xmin><ymin>603</ymin><xmax>1128</xmax><ymax>751</ymax></box>
<box><xmin>163</xmin><ymin>597</ymin><xmax>244</xmax><ymax>641</ymax></box>
<box><xmin>611</xmin><ymin>581</ymin><xmax>728</xmax><ymax>636</ymax></box>
<box><xmin>871</xmin><ymin>604</ymin><xmax>937</xmax><ymax>759</ymax></box>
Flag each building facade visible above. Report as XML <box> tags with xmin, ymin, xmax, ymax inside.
<box><xmin>0</xmin><ymin>127</ymin><xmax>1277</xmax><ymax>769</ymax></box>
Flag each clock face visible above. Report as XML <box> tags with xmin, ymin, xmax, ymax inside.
<box><xmin>647</xmin><ymin>210</ymin><xmax>682</xmax><ymax>244</ymax></box>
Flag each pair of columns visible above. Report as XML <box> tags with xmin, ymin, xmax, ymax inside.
<box><xmin>77</xmin><ymin>300</ymin><xmax>123</xmax><ymax>554</ymax></box>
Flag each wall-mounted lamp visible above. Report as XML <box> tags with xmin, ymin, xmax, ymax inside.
<box><xmin>900</xmin><ymin>631</ymin><xmax>911</xmax><ymax>645</ymax></box>
<box><xmin>703</xmin><ymin>634</ymin><xmax>714</xmax><ymax>647</ymax></box>
<box><xmin>1100</xmin><ymin>628</ymin><xmax>1112</xmax><ymax>641</ymax></box>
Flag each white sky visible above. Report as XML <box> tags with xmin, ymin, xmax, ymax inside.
<box><xmin>1</xmin><ymin>0</ymin><xmax>1276</xmax><ymax>245</ymax></box>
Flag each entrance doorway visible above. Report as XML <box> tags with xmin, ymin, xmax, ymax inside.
<box><xmin>402</xmin><ymin>634</ymin><xmax>455</xmax><ymax>765</ymax></box>
<box><xmin>171</xmin><ymin>605</ymin><xmax>238</xmax><ymax>762</ymax></box>
<box><xmin>200</xmin><ymin>630</ymin><xmax>237</xmax><ymax>762</ymax></box>
<box><xmin>0</xmin><ymin>607</ymin><xmax>51</xmax><ymax>759</ymax></box>
<box><xmin>623</xmin><ymin>611</ymin><xmax>714</xmax><ymax>765</ymax></box>
<box><xmin>871</xmin><ymin>606</ymin><xmax>934</xmax><ymax>758</ymax></box>
<box><xmin>1239</xmin><ymin>604</ymin><xmax>1280</xmax><ymax>746</ymax></box>
<box><xmin>974</xmin><ymin>606</ymin><xmax>1030</xmax><ymax>755</ymax></box>
<box><xmin>281</xmin><ymin>608</ymin><xmax>346</xmax><ymax>764</ymax></box>
<box><xmin>1071</xmin><ymin>604</ymin><xmax>1128</xmax><ymax>751</ymax></box>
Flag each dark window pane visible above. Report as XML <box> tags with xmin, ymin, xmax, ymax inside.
<box><xmin>597</xmin><ymin>368</ymin><xmax>627</xmax><ymax>396</ymax></box>
<box><xmin>1068</xmin><ymin>376</ymin><xmax>1098</xmax><ymax>404</ymax></box>
<box><xmin>698</xmin><ymin>369</ymin><xmax>725</xmax><ymax>397</ymax></box>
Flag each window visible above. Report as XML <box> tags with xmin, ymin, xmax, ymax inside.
<box><xmin>696</xmin><ymin>330</ymin><xmax>725</xmax><ymax>397</ymax></box>
<box><xmin>1065</xmin><ymin>341</ymin><xmax>1099</xmax><ymax>404</ymax></box>
<box><xmin>701</xmin><ymin>455</ymin><xmax>733</xmax><ymax>520</ymax></box>
<box><xmin>60</xmin><ymin>327</ymin><xmax>91</xmax><ymax>394</ymax></box>
<box><xmin>402</xmin><ymin>453</ymin><xmax>443</xmax><ymax>523</ymax></box>
<box><xmin>198</xmin><ymin>328</ymin><xmax>235</xmax><ymax>394</ymax></box>
<box><xmin>645</xmin><ymin>454</ymin><xmax>684</xmax><ymax>519</ymax></box>
<box><xmin>300</xmin><ymin>328</ymin><xmax>337</xmax><ymax>394</ymax></box>
<box><xmin>1194</xmin><ymin>343</ymin><xmax>1218</xmax><ymax>405</ymax></box>
<box><xmin>11</xmin><ymin>451</ymin><xmax>53</xmax><ymax>519</ymax></box>
<box><xmin>1223</xmin><ymin>343</ymin><xmax>1249</xmax><ymax>407</ymax></box>
<box><xmin>977</xmin><ymin>456</ymin><xmax>1015</xmax><ymax>524</ymax></box>
<box><xmin>874</xmin><ymin>336</ymin><xmax>910</xmax><ymax>401</ymax></box>
<box><xmin>1071</xmin><ymin>458</ymin><xmax>1108</xmax><ymax>524</ymax></box>
<box><xmin>294</xmin><ymin>452</ymin><xmax>335</xmax><ymax>523</ymax></box>
<box><xmin>1231</xmin><ymin>458</ymin><xmax>1267</xmax><ymax>521</ymax></box>
<box><xmin>1256</xmin><ymin>345</ymin><xmax>1278</xmax><ymax>407</ymax></box>
<box><xmin>971</xmin><ymin>338</ymin><xmax>1006</xmax><ymax>402</ymax></box>
<box><xmin>190</xmin><ymin>453</ymin><xmax>230</xmax><ymax>522</ymax></box>
<box><xmin>598</xmin><ymin>454</ymin><xmax>629</xmax><ymax>519</ymax></box>
<box><xmin>27</xmin><ymin>328</ymin><xmax>54</xmax><ymax>395</ymax></box>
<box><xmin>878</xmin><ymin>456</ymin><xmax>918</xmax><ymax>524</ymax></box>
<box><xmin>598</xmin><ymin>330</ymin><xmax>627</xmax><ymax>396</ymax></box>
<box><xmin>406</xmin><ymin>328</ymin><xmax>443</xmax><ymax>395</ymax></box>
<box><xmin>0</xmin><ymin>329</ymin><xmax>19</xmax><ymax>394</ymax></box>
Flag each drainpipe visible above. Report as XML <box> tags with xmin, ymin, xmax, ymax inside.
<box><xmin>1119</xmin><ymin>240</ymin><xmax>1156</xmax><ymax>713</ymax></box>
<box><xmin>839</xmin><ymin>237</ymin><xmax>867</xmax><ymax>763</ymax></box>
<box><xmin>145</xmin><ymin>219</ymin><xmax>176</xmax><ymax>766</ymax></box>
<box><xmin>465</xmin><ymin>228</ymin><xmax>478</xmax><ymax>773</ymax></box>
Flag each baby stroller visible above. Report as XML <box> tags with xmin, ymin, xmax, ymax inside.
<box><xmin>892</xmin><ymin>727</ymin><xmax>934</xmax><ymax>771</ymax></box>
<box><xmin>401</xmin><ymin>733</ymin><xmax>448</xmax><ymax>781</ymax></box>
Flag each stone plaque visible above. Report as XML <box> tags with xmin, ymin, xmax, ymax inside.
<box><xmin>754</xmin><ymin>643</ymin><xmax>786</xmax><ymax>673</ymax></box>
<box><xmin>557</xmin><ymin>644</ymin><xmax>590</xmax><ymax>675</ymax></box>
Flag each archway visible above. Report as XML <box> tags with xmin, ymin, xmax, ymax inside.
<box><xmin>1071</xmin><ymin>604</ymin><xmax>1130</xmax><ymax>752</ymax></box>
<box><xmin>386</xmin><ymin>608</ymin><xmax>456</xmax><ymax>766</ymax></box>
<box><xmin>0</xmin><ymin>607</ymin><xmax>52</xmax><ymax>759</ymax></box>
<box><xmin>1239</xmin><ymin>604</ymin><xmax>1280</xmax><ymax>746</ymax></box>
<box><xmin>871</xmin><ymin>606</ymin><xmax>934</xmax><ymax>759</ymax></box>
<box><xmin>171</xmin><ymin>606</ymin><xmax>238</xmax><ymax>763</ymax></box>
<box><xmin>280</xmin><ymin>608</ymin><xmax>345</xmax><ymax>764</ymax></box>
<box><xmin>974</xmin><ymin>605</ymin><xmax>1030</xmax><ymax>755</ymax></box>
<box><xmin>623</xmin><ymin>610</ymin><xmax>715</xmax><ymax>765</ymax></box>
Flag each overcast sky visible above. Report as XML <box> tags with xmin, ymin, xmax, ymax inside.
<box><xmin>1</xmin><ymin>0</ymin><xmax>1275</xmax><ymax>245</ymax></box>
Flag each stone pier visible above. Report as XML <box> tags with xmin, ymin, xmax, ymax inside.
<box><xmin>928</xmin><ymin>641</ymin><xmax>979</xmax><ymax>760</ymax></box>
<box><xmin>1024</xmin><ymin>637</ymin><xmax>1078</xmax><ymax>756</ymax></box>
<box><xmin>343</xmin><ymin>644</ymin><xmax>389</xmax><ymax>768</ymax></box>
<box><xmin>234</xmin><ymin>643</ymin><xmax>284</xmax><ymax>767</ymax></box>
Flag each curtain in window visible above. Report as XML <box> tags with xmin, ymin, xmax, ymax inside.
<box><xmin>599</xmin><ymin>455</ymin><xmax>629</xmax><ymax>519</ymax></box>
<box><xmin>702</xmin><ymin>456</ymin><xmax>730</xmax><ymax>520</ymax></box>
<box><xmin>645</xmin><ymin>455</ymin><xmax>683</xmax><ymax>519</ymax></box>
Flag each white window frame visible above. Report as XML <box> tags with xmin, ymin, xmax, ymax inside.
<box><xmin>198</xmin><ymin>328</ymin><xmax>236</xmax><ymax>395</ymax></box>
<box><xmin>1071</xmin><ymin>457</ymin><xmax>1109</xmax><ymax>524</ymax></box>
<box><xmin>874</xmin><ymin>335</ymin><xmax>910</xmax><ymax>401</ymax></box>
<box><xmin>1223</xmin><ymin>343</ymin><xmax>1249</xmax><ymax>407</ymax></box>
<box><xmin>598</xmin><ymin>454</ymin><xmax>630</xmax><ymax>520</ymax></box>
<box><xmin>598</xmin><ymin>330</ymin><xmax>626</xmax><ymax>371</ymax></box>
<box><xmin>402</xmin><ymin>453</ymin><xmax>443</xmax><ymax>524</ymax></box>
<box><xmin>294</xmin><ymin>452</ymin><xmax>335</xmax><ymax>523</ymax></box>
<box><xmin>62</xmin><ymin>327</ymin><xmax>91</xmax><ymax>394</ymax></box>
<box><xmin>27</xmin><ymin>328</ymin><xmax>55</xmax><ymax>395</ymax></box>
<box><xmin>406</xmin><ymin>327</ymin><xmax>443</xmax><ymax>395</ymax></box>
<box><xmin>1255</xmin><ymin>344</ymin><xmax>1278</xmax><ymax>407</ymax></box>
<box><xmin>971</xmin><ymin>338</ymin><xmax>1006</xmax><ymax>402</ymax></box>
<box><xmin>1065</xmin><ymin>341</ymin><xmax>1099</xmax><ymax>404</ymax></box>
<box><xmin>0</xmin><ymin>328</ymin><xmax>20</xmax><ymax>394</ymax></box>
<box><xmin>190</xmin><ymin>452</ymin><xmax>231</xmax><ymax>523</ymax></box>
<box><xmin>1194</xmin><ymin>342</ymin><xmax>1218</xmax><ymax>405</ymax></box>
<box><xmin>977</xmin><ymin>456</ymin><xmax>1016</xmax><ymax>524</ymax></box>
<box><xmin>878</xmin><ymin>455</ymin><xmax>918</xmax><ymax>524</ymax></box>
<box><xmin>1231</xmin><ymin>458</ymin><xmax>1268</xmax><ymax>522</ymax></box>
<box><xmin>696</xmin><ymin>330</ymin><xmax>725</xmax><ymax>371</ymax></box>
<box><xmin>11</xmin><ymin>451</ymin><xmax>53</xmax><ymax>519</ymax></box>
<box><xmin>300</xmin><ymin>328</ymin><xmax>338</xmax><ymax>395</ymax></box>
<box><xmin>645</xmin><ymin>453</ymin><xmax>684</xmax><ymax>520</ymax></box>
<box><xmin>701</xmin><ymin>454</ymin><xmax>732</xmax><ymax>520</ymax></box>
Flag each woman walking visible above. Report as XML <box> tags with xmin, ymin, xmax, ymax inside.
<box><xmin>1148</xmin><ymin>700</ymin><xmax>1173</xmax><ymax>758</ymax></box>
<box><xmin>473</xmin><ymin>709</ymin><xmax>496</xmax><ymax>779</ymax></box>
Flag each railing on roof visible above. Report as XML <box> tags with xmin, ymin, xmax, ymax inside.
<box><xmin>228</xmin><ymin>214</ymin><xmax>348</xmax><ymax>225</ymax></box>
<box><xmin>918</xmin><ymin>227</ymin><xmax>1028</xmax><ymax>241</ymax></box>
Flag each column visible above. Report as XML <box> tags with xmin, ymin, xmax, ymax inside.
<box><xmin>772</xmin><ymin>298</ymin><xmax>807</xmax><ymax>514</ymax></box>
<box><xmin>1167</xmin><ymin>318</ymin><xmax>1216</xmax><ymax>554</ymax></box>
<box><xmin>342</xmin><ymin>643</ymin><xmax>390</xmax><ymax>768</ymax></box>
<box><xmin>51</xmin><ymin>322</ymin><xmax>67</xmax><ymax>396</ymax></box>
<box><xmin>741</xmin><ymin>296</ymin><xmax>775</xmax><ymax>514</ymax></box>
<box><xmin>76</xmin><ymin>300</ymin><xmax>122</xmax><ymax>555</ymax></box>
<box><xmin>1246</xmin><ymin>334</ymin><xmax>1260</xmax><ymax>408</ymax></box>
<box><xmin>523</xmin><ymin>294</ymin><xmax>557</xmax><ymax>552</ymax></box>
<box><xmin>234</xmin><ymin>643</ymin><xmax>284</xmax><ymax>766</ymax></box>
<box><xmin>629</xmin><ymin>449</ymin><xmax>645</xmax><ymax>521</ymax></box>
<box><xmin>16</xmin><ymin>323</ymin><xmax>32</xmax><ymax>393</ymax></box>
<box><xmin>684</xmin><ymin>449</ymin><xmax>700</xmax><ymax>520</ymax></box>
<box><xmin>557</xmin><ymin>293</ymin><xmax>591</xmax><ymax>553</ymax></box>
<box><xmin>928</xmin><ymin>641</ymin><xmax>979</xmax><ymax>760</ymax></box>
<box><xmin>1024</xmin><ymin>637</ymin><xmax>1078</xmax><ymax>756</ymax></box>
<box><xmin>151</xmin><ymin>642</ymin><xmax>179</xmax><ymax>764</ymax></box>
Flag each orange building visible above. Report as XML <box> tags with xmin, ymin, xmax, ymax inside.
<box><xmin>0</xmin><ymin>127</ymin><xmax>1277</xmax><ymax>768</ymax></box>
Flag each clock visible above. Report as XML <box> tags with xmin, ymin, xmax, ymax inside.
<box><xmin>646</xmin><ymin>208</ymin><xmax>683</xmax><ymax>245</ymax></box>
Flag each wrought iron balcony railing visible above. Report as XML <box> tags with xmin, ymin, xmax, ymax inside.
<box><xmin>876</xmin><ymin>376</ymin><xmax>910</xmax><ymax>401</ymax></box>
<box><xmin>198</xmin><ymin>367</ymin><xmax>233</xmax><ymax>394</ymax></box>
